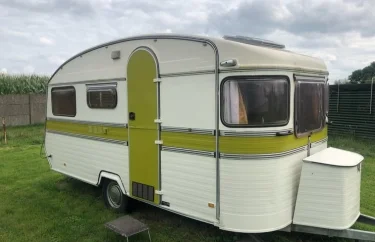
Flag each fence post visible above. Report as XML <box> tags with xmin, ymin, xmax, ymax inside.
<box><xmin>28</xmin><ymin>94</ymin><xmax>32</xmax><ymax>125</ymax></box>
<box><xmin>336</xmin><ymin>82</ymin><xmax>340</xmax><ymax>112</ymax></box>
<box><xmin>370</xmin><ymin>77</ymin><xmax>374</xmax><ymax>115</ymax></box>
<box><xmin>2</xmin><ymin>117</ymin><xmax>6</xmax><ymax>144</ymax></box>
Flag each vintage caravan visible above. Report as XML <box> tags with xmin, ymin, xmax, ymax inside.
<box><xmin>44</xmin><ymin>34</ymin><xmax>375</xmax><ymax>239</ymax></box>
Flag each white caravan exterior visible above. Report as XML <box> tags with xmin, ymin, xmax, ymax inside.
<box><xmin>44</xmin><ymin>34</ymin><xmax>363</xmax><ymax>233</ymax></box>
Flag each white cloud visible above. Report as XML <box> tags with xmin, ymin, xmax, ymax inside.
<box><xmin>1</xmin><ymin>29</ymin><xmax>31</xmax><ymax>38</ymax></box>
<box><xmin>23</xmin><ymin>65</ymin><xmax>35</xmax><ymax>73</ymax></box>
<box><xmin>48</xmin><ymin>56</ymin><xmax>65</xmax><ymax>65</ymax></box>
<box><xmin>39</xmin><ymin>37</ymin><xmax>54</xmax><ymax>45</ymax></box>
<box><xmin>0</xmin><ymin>0</ymin><xmax>374</xmax><ymax>81</ymax></box>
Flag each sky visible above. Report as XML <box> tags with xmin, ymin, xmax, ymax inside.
<box><xmin>0</xmin><ymin>0</ymin><xmax>375</xmax><ymax>82</ymax></box>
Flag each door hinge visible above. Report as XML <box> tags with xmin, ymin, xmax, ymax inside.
<box><xmin>155</xmin><ymin>190</ymin><xmax>163</xmax><ymax>195</ymax></box>
<box><xmin>154</xmin><ymin>119</ymin><xmax>162</xmax><ymax>124</ymax></box>
<box><xmin>155</xmin><ymin>140</ymin><xmax>163</xmax><ymax>145</ymax></box>
<box><xmin>153</xmin><ymin>78</ymin><xmax>161</xmax><ymax>83</ymax></box>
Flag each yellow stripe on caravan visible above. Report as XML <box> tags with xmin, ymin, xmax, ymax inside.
<box><xmin>46</xmin><ymin>120</ymin><xmax>128</xmax><ymax>141</ymax></box>
<box><xmin>46</xmin><ymin>119</ymin><xmax>327</xmax><ymax>154</ymax></box>
<box><xmin>162</xmin><ymin>127</ymin><xmax>327</xmax><ymax>154</ymax></box>
<box><xmin>220</xmin><ymin>127</ymin><xmax>327</xmax><ymax>154</ymax></box>
<box><xmin>311</xmin><ymin>126</ymin><xmax>328</xmax><ymax>142</ymax></box>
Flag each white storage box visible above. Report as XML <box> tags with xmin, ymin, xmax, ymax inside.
<box><xmin>293</xmin><ymin>147</ymin><xmax>363</xmax><ymax>230</ymax></box>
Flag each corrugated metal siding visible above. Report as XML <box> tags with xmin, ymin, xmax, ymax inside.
<box><xmin>328</xmin><ymin>84</ymin><xmax>375</xmax><ymax>138</ymax></box>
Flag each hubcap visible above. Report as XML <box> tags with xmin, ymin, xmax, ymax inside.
<box><xmin>107</xmin><ymin>182</ymin><xmax>122</xmax><ymax>208</ymax></box>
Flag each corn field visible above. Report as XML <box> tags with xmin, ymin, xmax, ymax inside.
<box><xmin>0</xmin><ymin>74</ymin><xmax>49</xmax><ymax>95</ymax></box>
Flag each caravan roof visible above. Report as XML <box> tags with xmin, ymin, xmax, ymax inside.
<box><xmin>49</xmin><ymin>33</ymin><xmax>328</xmax><ymax>85</ymax></box>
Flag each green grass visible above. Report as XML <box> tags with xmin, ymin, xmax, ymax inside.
<box><xmin>0</xmin><ymin>74</ymin><xmax>49</xmax><ymax>94</ymax></box>
<box><xmin>0</xmin><ymin>125</ymin><xmax>374</xmax><ymax>242</ymax></box>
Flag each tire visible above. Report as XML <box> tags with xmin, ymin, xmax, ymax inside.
<box><xmin>102</xmin><ymin>179</ymin><xmax>129</xmax><ymax>213</ymax></box>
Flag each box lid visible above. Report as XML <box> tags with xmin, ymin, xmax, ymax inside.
<box><xmin>303</xmin><ymin>147</ymin><xmax>363</xmax><ymax>167</ymax></box>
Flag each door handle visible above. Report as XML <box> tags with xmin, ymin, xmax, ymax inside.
<box><xmin>129</xmin><ymin>112</ymin><xmax>135</xmax><ymax>121</ymax></box>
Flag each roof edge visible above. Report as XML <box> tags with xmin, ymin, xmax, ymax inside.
<box><xmin>48</xmin><ymin>34</ymin><xmax>216</xmax><ymax>84</ymax></box>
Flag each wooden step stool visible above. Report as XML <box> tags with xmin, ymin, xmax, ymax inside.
<box><xmin>105</xmin><ymin>215</ymin><xmax>151</xmax><ymax>242</ymax></box>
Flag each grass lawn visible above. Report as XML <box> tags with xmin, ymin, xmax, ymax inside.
<box><xmin>0</xmin><ymin>125</ymin><xmax>374</xmax><ymax>242</ymax></box>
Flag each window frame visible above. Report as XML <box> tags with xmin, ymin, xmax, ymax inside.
<box><xmin>220</xmin><ymin>75</ymin><xmax>291</xmax><ymax>128</ymax></box>
<box><xmin>294</xmin><ymin>76</ymin><xmax>327</xmax><ymax>138</ymax></box>
<box><xmin>86</xmin><ymin>84</ymin><xmax>118</xmax><ymax>109</ymax></box>
<box><xmin>51</xmin><ymin>86</ymin><xmax>77</xmax><ymax>117</ymax></box>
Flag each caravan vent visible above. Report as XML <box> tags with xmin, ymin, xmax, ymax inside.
<box><xmin>132</xmin><ymin>182</ymin><xmax>154</xmax><ymax>202</ymax></box>
<box><xmin>223</xmin><ymin>35</ymin><xmax>285</xmax><ymax>49</ymax></box>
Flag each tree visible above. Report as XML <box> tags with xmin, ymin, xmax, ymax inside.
<box><xmin>348</xmin><ymin>62</ymin><xmax>375</xmax><ymax>83</ymax></box>
<box><xmin>362</xmin><ymin>65</ymin><xmax>375</xmax><ymax>83</ymax></box>
<box><xmin>349</xmin><ymin>69</ymin><xmax>363</xmax><ymax>83</ymax></box>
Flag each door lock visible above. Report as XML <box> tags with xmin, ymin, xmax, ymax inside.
<box><xmin>129</xmin><ymin>112</ymin><xmax>135</xmax><ymax>121</ymax></box>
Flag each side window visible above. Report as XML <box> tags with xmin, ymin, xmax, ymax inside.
<box><xmin>295</xmin><ymin>79</ymin><xmax>326</xmax><ymax>137</ymax></box>
<box><xmin>51</xmin><ymin>86</ymin><xmax>76</xmax><ymax>117</ymax></box>
<box><xmin>87</xmin><ymin>84</ymin><xmax>117</xmax><ymax>109</ymax></box>
<box><xmin>221</xmin><ymin>76</ymin><xmax>289</xmax><ymax>127</ymax></box>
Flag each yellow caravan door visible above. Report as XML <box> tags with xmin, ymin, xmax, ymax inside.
<box><xmin>127</xmin><ymin>48</ymin><xmax>159</xmax><ymax>204</ymax></box>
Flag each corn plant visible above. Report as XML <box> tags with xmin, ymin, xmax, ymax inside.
<box><xmin>0</xmin><ymin>74</ymin><xmax>49</xmax><ymax>95</ymax></box>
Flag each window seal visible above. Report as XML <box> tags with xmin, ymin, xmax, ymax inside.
<box><xmin>51</xmin><ymin>86</ymin><xmax>77</xmax><ymax>117</ymax></box>
<box><xmin>220</xmin><ymin>75</ymin><xmax>290</xmax><ymax>128</ymax></box>
<box><xmin>86</xmin><ymin>86</ymin><xmax>118</xmax><ymax>109</ymax></box>
<box><xmin>293</xmin><ymin>75</ymin><xmax>326</xmax><ymax>138</ymax></box>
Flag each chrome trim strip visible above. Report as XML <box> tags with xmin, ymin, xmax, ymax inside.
<box><xmin>160</xmin><ymin>70</ymin><xmax>215</xmax><ymax>77</ymax></box>
<box><xmin>86</xmin><ymin>82</ymin><xmax>118</xmax><ymax>88</ymax></box>
<box><xmin>294</xmin><ymin>74</ymin><xmax>327</xmax><ymax>82</ymax></box>
<box><xmin>220</xmin><ymin>67</ymin><xmax>329</xmax><ymax>75</ymax></box>
<box><xmin>220</xmin><ymin>129</ymin><xmax>293</xmax><ymax>137</ymax></box>
<box><xmin>157</xmin><ymin>71</ymin><xmax>162</xmax><ymax>202</ymax></box>
<box><xmin>46</xmin><ymin>117</ymin><xmax>128</xmax><ymax>128</ymax></box>
<box><xmin>162</xmin><ymin>146</ymin><xmax>215</xmax><ymax>157</ymax></box>
<box><xmin>49</xmin><ymin>78</ymin><xmax>126</xmax><ymax>87</ymax></box>
<box><xmin>162</xmin><ymin>127</ymin><xmax>295</xmax><ymax>137</ymax></box>
<box><xmin>46</xmin><ymin>130</ymin><xmax>128</xmax><ymax>145</ymax></box>
<box><xmin>220</xmin><ymin>146</ymin><xmax>307</xmax><ymax>160</ymax></box>
<box><xmin>161</xmin><ymin>126</ymin><xmax>215</xmax><ymax>135</ymax></box>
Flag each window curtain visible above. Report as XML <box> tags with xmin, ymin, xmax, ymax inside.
<box><xmin>223</xmin><ymin>81</ymin><xmax>248</xmax><ymax>124</ymax></box>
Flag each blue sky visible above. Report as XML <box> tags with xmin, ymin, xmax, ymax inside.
<box><xmin>1</xmin><ymin>0</ymin><xmax>375</xmax><ymax>81</ymax></box>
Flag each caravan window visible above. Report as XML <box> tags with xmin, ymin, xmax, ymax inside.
<box><xmin>221</xmin><ymin>76</ymin><xmax>289</xmax><ymax>127</ymax></box>
<box><xmin>295</xmin><ymin>79</ymin><xmax>326</xmax><ymax>137</ymax></box>
<box><xmin>51</xmin><ymin>86</ymin><xmax>76</xmax><ymax>117</ymax></box>
<box><xmin>87</xmin><ymin>84</ymin><xmax>117</xmax><ymax>109</ymax></box>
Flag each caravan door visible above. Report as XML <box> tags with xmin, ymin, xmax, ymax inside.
<box><xmin>127</xmin><ymin>48</ymin><xmax>160</xmax><ymax>204</ymax></box>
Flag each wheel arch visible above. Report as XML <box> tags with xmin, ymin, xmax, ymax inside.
<box><xmin>97</xmin><ymin>171</ymin><xmax>127</xmax><ymax>195</ymax></box>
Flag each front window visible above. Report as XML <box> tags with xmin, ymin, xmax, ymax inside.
<box><xmin>295</xmin><ymin>76</ymin><xmax>327</xmax><ymax>137</ymax></box>
<box><xmin>221</xmin><ymin>76</ymin><xmax>289</xmax><ymax>127</ymax></box>
<box><xmin>51</xmin><ymin>86</ymin><xmax>76</xmax><ymax>117</ymax></box>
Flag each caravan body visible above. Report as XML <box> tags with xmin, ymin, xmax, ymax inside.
<box><xmin>44</xmin><ymin>34</ymin><xmax>362</xmax><ymax>233</ymax></box>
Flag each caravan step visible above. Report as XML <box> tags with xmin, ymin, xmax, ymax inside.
<box><xmin>105</xmin><ymin>215</ymin><xmax>151</xmax><ymax>241</ymax></box>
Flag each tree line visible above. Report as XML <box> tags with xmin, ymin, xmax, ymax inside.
<box><xmin>0</xmin><ymin>74</ymin><xmax>48</xmax><ymax>95</ymax></box>
<box><xmin>348</xmin><ymin>62</ymin><xmax>375</xmax><ymax>84</ymax></box>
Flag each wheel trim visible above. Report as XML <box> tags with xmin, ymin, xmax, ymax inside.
<box><xmin>107</xmin><ymin>182</ymin><xmax>122</xmax><ymax>209</ymax></box>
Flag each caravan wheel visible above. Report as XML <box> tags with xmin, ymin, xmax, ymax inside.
<box><xmin>102</xmin><ymin>179</ymin><xmax>129</xmax><ymax>213</ymax></box>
